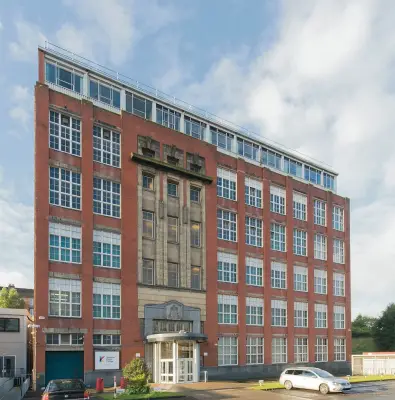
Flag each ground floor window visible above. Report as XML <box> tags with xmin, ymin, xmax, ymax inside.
<box><xmin>315</xmin><ymin>337</ymin><xmax>328</xmax><ymax>362</ymax></box>
<box><xmin>272</xmin><ymin>337</ymin><xmax>287</xmax><ymax>364</ymax></box>
<box><xmin>294</xmin><ymin>337</ymin><xmax>308</xmax><ymax>363</ymax></box>
<box><xmin>218</xmin><ymin>337</ymin><xmax>238</xmax><ymax>366</ymax></box>
<box><xmin>246</xmin><ymin>337</ymin><xmax>264</xmax><ymax>364</ymax></box>
<box><xmin>334</xmin><ymin>338</ymin><xmax>346</xmax><ymax>361</ymax></box>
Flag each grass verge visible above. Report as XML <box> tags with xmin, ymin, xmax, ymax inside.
<box><xmin>251</xmin><ymin>382</ymin><xmax>284</xmax><ymax>391</ymax></box>
<box><xmin>96</xmin><ymin>392</ymin><xmax>184</xmax><ymax>400</ymax></box>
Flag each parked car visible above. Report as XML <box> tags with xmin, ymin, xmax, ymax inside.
<box><xmin>42</xmin><ymin>379</ymin><xmax>90</xmax><ymax>400</ymax></box>
<box><xmin>279</xmin><ymin>367</ymin><xmax>352</xmax><ymax>394</ymax></box>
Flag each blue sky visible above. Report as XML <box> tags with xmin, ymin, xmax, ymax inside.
<box><xmin>0</xmin><ymin>0</ymin><xmax>394</xmax><ymax>317</ymax></box>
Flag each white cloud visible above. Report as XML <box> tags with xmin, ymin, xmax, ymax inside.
<box><xmin>177</xmin><ymin>0</ymin><xmax>395</xmax><ymax>316</ymax></box>
<box><xmin>8</xmin><ymin>85</ymin><xmax>32</xmax><ymax>134</ymax></box>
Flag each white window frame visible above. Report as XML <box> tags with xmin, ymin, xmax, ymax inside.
<box><xmin>49</xmin><ymin>110</ymin><xmax>81</xmax><ymax>156</ymax></box>
<box><xmin>190</xmin><ymin>221</ymin><xmax>201</xmax><ymax>247</ymax></box>
<box><xmin>245</xmin><ymin>177</ymin><xmax>262</xmax><ymax>208</ymax></box>
<box><xmin>294</xmin><ymin>337</ymin><xmax>308</xmax><ymax>363</ymax></box>
<box><xmin>49</xmin><ymin>222</ymin><xmax>82</xmax><ymax>264</ymax></box>
<box><xmin>334</xmin><ymin>338</ymin><xmax>346</xmax><ymax>361</ymax></box>
<box><xmin>271</xmin><ymin>261</ymin><xmax>287</xmax><ymax>289</ymax></box>
<box><xmin>314</xmin><ymin>199</ymin><xmax>326</xmax><ymax>226</ymax></box>
<box><xmin>246</xmin><ymin>337</ymin><xmax>264</xmax><ymax>365</ymax></box>
<box><xmin>217</xmin><ymin>168</ymin><xmax>237</xmax><ymax>201</ymax></box>
<box><xmin>315</xmin><ymin>337</ymin><xmax>328</xmax><ymax>362</ymax></box>
<box><xmin>49</xmin><ymin>166</ymin><xmax>81</xmax><ymax>210</ymax></box>
<box><xmin>333</xmin><ymin>272</ymin><xmax>345</xmax><ymax>297</ymax></box>
<box><xmin>314</xmin><ymin>234</ymin><xmax>327</xmax><ymax>260</ymax></box>
<box><xmin>272</xmin><ymin>337</ymin><xmax>287</xmax><ymax>364</ymax></box>
<box><xmin>93</xmin><ymin>177</ymin><xmax>121</xmax><ymax>218</ymax></box>
<box><xmin>46</xmin><ymin>333</ymin><xmax>84</xmax><ymax>346</ymax></box>
<box><xmin>294</xmin><ymin>266</ymin><xmax>308</xmax><ymax>292</ymax></box>
<box><xmin>293</xmin><ymin>192</ymin><xmax>307</xmax><ymax>221</ymax></box>
<box><xmin>333</xmin><ymin>206</ymin><xmax>344</xmax><ymax>231</ymax></box>
<box><xmin>218</xmin><ymin>295</ymin><xmax>238</xmax><ymax>324</ymax></box>
<box><xmin>156</xmin><ymin>104</ymin><xmax>181</xmax><ymax>131</ymax></box>
<box><xmin>93</xmin><ymin>230</ymin><xmax>121</xmax><ymax>269</ymax></box>
<box><xmin>142</xmin><ymin>173</ymin><xmax>154</xmax><ymax>190</ymax></box>
<box><xmin>293</xmin><ymin>229</ymin><xmax>307</xmax><ymax>256</ymax></box>
<box><xmin>142</xmin><ymin>258</ymin><xmax>154</xmax><ymax>285</ymax></box>
<box><xmin>93</xmin><ymin>282</ymin><xmax>121</xmax><ymax>320</ymax></box>
<box><xmin>270</xmin><ymin>186</ymin><xmax>286</xmax><ymax>215</ymax></box>
<box><xmin>314</xmin><ymin>269</ymin><xmax>327</xmax><ymax>295</ymax></box>
<box><xmin>294</xmin><ymin>302</ymin><xmax>308</xmax><ymax>328</ymax></box>
<box><xmin>167</xmin><ymin>181</ymin><xmax>179</xmax><ymax>198</ymax></box>
<box><xmin>167</xmin><ymin>216</ymin><xmax>179</xmax><ymax>243</ymax></box>
<box><xmin>89</xmin><ymin>78</ymin><xmax>121</xmax><ymax>108</ymax></box>
<box><xmin>93</xmin><ymin>334</ymin><xmax>121</xmax><ymax>346</ymax></box>
<box><xmin>271</xmin><ymin>223</ymin><xmax>286</xmax><ymax>252</ymax></box>
<box><xmin>217</xmin><ymin>252</ymin><xmax>237</xmax><ymax>283</ymax></box>
<box><xmin>271</xmin><ymin>299</ymin><xmax>287</xmax><ymax>327</ymax></box>
<box><xmin>245</xmin><ymin>216</ymin><xmax>263</xmax><ymax>247</ymax></box>
<box><xmin>49</xmin><ymin>278</ymin><xmax>81</xmax><ymax>318</ymax></box>
<box><xmin>333</xmin><ymin>239</ymin><xmax>345</xmax><ymax>264</ymax></box>
<box><xmin>93</xmin><ymin>125</ymin><xmax>121</xmax><ymax>168</ymax></box>
<box><xmin>143</xmin><ymin>211</ymin><xmax>155</xmax><ymax>239</ymax></box>
<box><xmin>314</xmin><ymin>303</ymin><xmax>328</xmax><ymax>328</ymax></box>
<box><xmin>190</xmin><ymin>186</ymin><xmax>201</xmax><ymax>203</ymax></box>
<box><xmin>246</xmin><ymin>297</ymin><xmax>264</xmax><ymax>326</ymax></box>
<box><xmin>246</xmin><ymin>257</ymin><xmax>263</xmax><ymax>287</ymax></box>
<box><xmin>167</xmin><ymin>262</ymin><xmax>179</xmax><ymax>288</ymax></box>
<box><xmin>45</xmin><ymin>61</ymin><xmax>83</xmax><ymax>93</ymax></box>
<box><xmin>217</xmin><ymin>209</ymin><xmax>237</xmax><ymax>242</ymax></box>
<box><xmin>334</xmin><ymin>305</ymin><xmax>345</xmax><ymax>329</ymax></box>
<box><xmin>218</xmin><ymin>337</ymin><xmax>238</xmax><ymax>366</ymax></box>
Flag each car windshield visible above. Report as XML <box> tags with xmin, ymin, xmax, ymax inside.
<box><xmin>314</xmin><ymin>369</ymin><xmax>334</xmax><ymax>378</ymax></box>
<box><xmin>49</xmin><ymin>380</ymin><xmax>85</xmax><ymax>392</ymax></box>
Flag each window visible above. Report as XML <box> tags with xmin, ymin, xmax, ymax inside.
<box><xmin>237</xmin><ymin>138</ymin><xmax>259</xmax><ymax>160</ymax></box>
<box><xmin>93</xmin><ymin>125</ymin><xmax>120</xmax><ymax>168</ymax></box>
<box><xmin>315</xmin><ymin>304</ymin><xmax>327</xmax><ymax>328</ymax></box>
<box><xmin>333</xmin><ymin>206</ymin><xmax>344</xmax><ymax>231</ymax></box>
<box><xmin>305</xmin><ymin>166</ymin><xmax>321</xmax><ymax>185</ymax></box>
<box><xmin>314</xmin><ymin>234</ymin><xmax>327</xmax><ymax>260</ymax></box>
<box><xmin>210</xmin><ymin>127</ymin><xmax>233</xmax><ymax>151</ymax></box>
<box><xmin>93</xmin><ymin>177</ymin><xmax>121</xmax><ymax>218</ymax></box>
<box><xmin>0</xmin><ymin>318</ymin><xmax>19</xmax><ymax>332</ymax></box>
<box><xmin>271</xmin><ymin>299</ymin><xmax>287</xmax><ymax>327</ymax></box>
<box><xmin>46</xmin><ymin>333</ymin><xmax>84</xmax><ymax>346</ymax></box>
<box><xmin>294</xmin><ymin>337</ymin><xmax>308</xmax><ymax>363</ymax></box>
<box><xmin>217</xmin><ymin>209</ymin><xmax>237</xmax><ymax>242</ymax></box>
<box><xmin>191</xmin><ymin>266</ymin><xmax>201</xmax><ymax>290</ymax></box>
<box><xmin>284</xmin><ymin>157</ymin><xmax>302</xmax><ymax>178</ymax></box>
<box><xmin>217</xmin><ymin>252</ymin><xmax>237</xmax><ymax>283</ymax></box>
<box><xmin>218</xmin><ymin>295</ymin><xmax>238</xmax><ymax>324</ymax></box>
<box><xmin>49</xmin><ymin>111</ymin><xmax>81</xmax><ymax>156</ymax></box>
<box><xmin>184</xmin><ymin>116</ymin><xmax>205</xmax><ymax>139</ymax></box>
<box><xmin>245</xmin><ymin>177</ymin><xmax>262</xmax><ymax>208</ymax></box>
<box><xmin>261</xmin><ymin>147</ymin><xmax>282</xmax><ymax>169</ymax></box>
<box><xmin>90</xmin><ymin>79</ymin><xmax>120</xmax><ymax>108</ymax></box>
<box><xmin>315</xmin><ymin>337</ymin><xmax>328</xmax><ymax>362</ymax></box>
<box><xmin>93</xmin><ymin>282</ymin><xmax>121</xmax><ymax>319</ymax></box>
<box><xmin>294</xmin><ymin>302</ymin><xmax>308</xmax><ymax>328</ymax></box>
<box><xmin>49</xmin><ymin>223</ymin><xmax>81</xmax><ymax>263</ymax></box>
<box><xmin>143</xmin><ymin>211</ymin><xmax>155</xmax><ymax>239</ymax></box>
<box><xmin>333</xmin><ymin>239</ymin><xmax>345</xmax><ymax>264</ymax></box>
<box><xmin>270</xmin><ymin>186</ymin><xmax>286</xmax><ymax>215</ymax></box>
<box><xmin>167</xmin><ymin>217</ymin><xmax>178</xmax><ymax>243</ymax></box>
<box><xmin>334</xmin><ymin>305</ymin><xmax>345</xmax><ymax>329</ymax></box>
<box><xmin>293</xmin><ymin>192</ymin><xmax>307</xmax><ymax>221</ymax></box>
<box><xmin>217</xmin><ymin>168</ymin><xmax>237</xmax><ymax>200</ymax></box>
<box><xmin>246</xmin><ymin>257</ymin><xmax>263</xmax><ymax>287</ymax></box>
<box><xmin>49</xmin><ymin>278</ymin><xmax>81</xmax><ymax>317</ymax></box>
<box><xmin>324</xmin><ymin>173</ymin><xmax>335</xmax><ymax>190</ymax></box>
<box><xmin>93</xmin><ymin>230</ymin><xmax>121</xmax><ymax>269</ymax></box>
<box><xmin>294</xmin><ymin>266</ymin><xmax>308</xmax><ymax>292</ymax></box>
<box><xmin>271</xmin><ymin>262</ymin><xmax>286</xmax><ymax>289</ymax></box>
<box><xmin>153</xmin><ymin>320</ymin><xmax>193</xmax><ymax>334</ymax></box>
<box><xmin>142</xmin><ymin>174</ymin><xmax>154</xmax><ymax>190</ymax></box>
<box><xmin>314</xmin><ymin>269</ymin><xmax>327</xmax><ymax>294</ymax></box>
<box><xmin>218</xmin><ymin>337</ymin><xmax>238</xmax><ymax>366</ymax></box>
<box><xmin>334</xmin><ymin>338</ymin><xmax>346</xmax><ymax>361</ymax></box>
<box><xmin>314</xmin><ymin>199</ymin><xmax>326</xmax><ymax>226</ymax></box>
<box><xmin>246</xmin><ymin>297</ymin><xmax>264</xmax><ymax>326</ymax></box>
<box><xmin>167</xmin><ymin>263</ymin><xmax>179</xmax><ymax>288</ymax></box>
<box><xmin>270</xmin><ymin>223</ymin><xmax>286</xmax><ymax>252</ymax></box>
<box><xmin>167</xmin><ymin>181</ymin><xmax>179</xmax><ymax>197</ymax></box>
<box><xmin>142</xmin><ymin>259</ymin><xmax>154</xmax><ymax>285</ymax></box>
<box><xmin>246</xmin><ymin>337</ymin><xmax>264</xmax><ymax>365</ymax></box>
<box><xmin>125</xmin><ymin>92</ymin><xmax>152</xmax><ymax>119</ymax></box>
<box><xmin>45</xmin><ymin>62</ymin><xmax>82</xmax><ymax>93</ymax></box>
<box><xmin>93</xmin><ymin>334</ymin><xmax>121</xmax><ymax>346</ymax></box>
<box><xmin>190</xmin><ymin>222</ymin><xmax>201</xmax><ymax>247</ymax></box>
<box><xmin>293</xmin><ymin>229</ymin><xmax>307</xmax><ymax>256</ymax></box>
<box><xmin>190</xmin><ymin>186</ymin><xmax>201</xmax><ymax>203</ymax></box>
<box><xmin>245</xmin><ymin>216</ymin><xmax>263</xmax><ymax>247</ymax></box>
<box><xmin>49</xmin><ymin>167</ymin><xmax>81</xmax><ymax>210</ymax></box>
<box><xmin>272</xmin><ymin>337</ymin><xmax>287</xmax><ymax>363</ymax></box>
<box><xmin>156</xmin><ymin>104</ymin><xmax>181</xmax><ymax>131</ymax></box>
<box><xmin>333</xmin><ymin>273</ymin><xmax>345</xmax><ymax>296</ymax></box>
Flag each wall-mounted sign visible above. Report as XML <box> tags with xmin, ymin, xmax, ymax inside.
<box><xmin>203</xmin><ymin>352</ymin><xmax>208</xmax><ymax>356</ymax></box>
<box><xmin>95</xmin><ymin>351</ymin><xmax>120</xmax><ymax>370</ymax></box>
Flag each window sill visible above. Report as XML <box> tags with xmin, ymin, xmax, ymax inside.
<box><xmin>50</xmin><ymin>203</ymin><xmax>82</xmax><ymax>212</ymax></box>
<box><xmin>93</xmin><ymin>160</ymin><xmax>121</xmax><ymax>169</ymax></box>
<box><xmin>93</xmin><ymin>212</ymin><xmax>121</xmax><ymax>220</ymax></box>
<box><xmin>93</xmin><ymin>265</ymin><xmax>121</xmax><ymax>270</ymax></box>
<box><xmin>50</xmin><ymin>147</ymin><xmax>82</xmax><ymax>158</ymax></box>
<box><xmin>48</xmin><ymin>315</ymin><xmax>82</xmax><ymax>319</ymax></box>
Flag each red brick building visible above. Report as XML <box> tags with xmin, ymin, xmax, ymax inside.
<box><xmin>34</xmin><ymin>44</ymin><xmax>351</xmax><ymax>386</ymax></box>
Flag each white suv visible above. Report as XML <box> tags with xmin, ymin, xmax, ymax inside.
<box><xmin>279</xmin><ymin>367</ymin><xmax>352</xmax><ymax>394</ymax></box>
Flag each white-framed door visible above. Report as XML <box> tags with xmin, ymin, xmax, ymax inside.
<box><xmin>160</xmin><ymin>359</ymin><xmax>174</xmax><ymax>383</ymax></box>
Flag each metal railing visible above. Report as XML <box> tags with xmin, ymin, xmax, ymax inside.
<box><xmin>42</xmin><ymin>42</ymin><xmax>335</xmax><ymax>172</ymax></box>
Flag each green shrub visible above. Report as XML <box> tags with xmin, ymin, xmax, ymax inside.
<box><xmin>123</xmin><ymin>358</ymin><xmax>151</xmax><ymax>394</ymax></box>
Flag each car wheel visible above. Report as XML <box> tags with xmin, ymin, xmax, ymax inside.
<box><xmin>319</xmin><ymin>384</ymin><xmax>329</xmax><ymax>394</ymax></box>
<box><xmin>284</xmin><ymin>380</ymin><xmax>293</xmax><ymax>390</ymax></box>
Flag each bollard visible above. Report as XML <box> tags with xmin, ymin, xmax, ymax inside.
<box><xmin>120</xmin><ymin>377</ymin><xmax>126</xmax><ymax>389</ymax></box>
<box><xmin>96</xmin><ymin>378</ymin><xmax>104</xmax><ymax>393</ymax></box>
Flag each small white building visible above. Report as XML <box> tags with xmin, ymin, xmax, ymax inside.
<box><xmin>0</xmin><ymin>308</ymin><xmax>31</xmax><ymax>377</ymax></box>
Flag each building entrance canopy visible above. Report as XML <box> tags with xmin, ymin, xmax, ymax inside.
<box><xmin>146</xmin><ymin>332</ymin><xmax>208</xmax><ymax>343</ymax></box>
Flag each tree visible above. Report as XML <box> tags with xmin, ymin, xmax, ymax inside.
<box><xmin>123</xmin><ymin>358</ymin><xmax>151</xmax><ymax>394</ymax></box>
<box><xmin>0</xmin><ymin>287</ymin><xmax>25</xmax><ymax>309</ymax></box>
<box><xmin>372</xmin><ymin>303</ymin><xmax>395</xmax><ymax>351</ymax></box>
<box><xmin>352</xmin><ymin>314</ymin><xmax>377</xmax><ymax>337</ymax></box>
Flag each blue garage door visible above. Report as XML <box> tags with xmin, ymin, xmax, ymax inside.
<box><xmin>45</xmin><ymin>352</ymin><xmax>84</xmax><ymax>384</ymax></box>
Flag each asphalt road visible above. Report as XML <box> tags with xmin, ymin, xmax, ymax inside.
<box><xmin>188</xmin><ymin>381</ymin><xmax>395</xmax><ymax>400</ymax></box>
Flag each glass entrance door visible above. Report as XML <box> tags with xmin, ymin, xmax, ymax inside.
<box><xmin>177</xmin><ymin>342</ymin><xmax>194</xmax><ymax>383</ymax></box>
<box><xmin>1</xmin><ymin>356</ymin><xmax>16</xmax><ymax>377</ymax></box>
<box><xmin>160</xmin><ymin>342</ymin><xmax>174</xmax><ymax>383</ymax></box>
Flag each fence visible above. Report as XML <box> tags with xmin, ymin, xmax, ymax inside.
<box><xmin>352</xmin><ymin>354</ymin><xmax>395</xmax><ymax>375</ymax></box>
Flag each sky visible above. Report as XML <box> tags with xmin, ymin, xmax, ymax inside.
<box><xmin>0</xmin><ymin>0</ymin><xmax>394</xmax><ymax>318</ymax></box>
